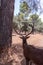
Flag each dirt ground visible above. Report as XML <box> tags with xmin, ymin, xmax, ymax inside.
<box><xmin>12</xmin><ymin>33</ymin><xmax>43</xmax><ymax>47</ymax></box>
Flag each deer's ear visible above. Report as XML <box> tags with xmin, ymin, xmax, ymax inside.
<box><xmin>26</xmin><ymin>36</ymin><xmax>30</xmax><ymax>39</ymax></box>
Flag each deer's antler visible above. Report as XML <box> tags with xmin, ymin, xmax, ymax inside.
<box><xmin>14</xmin><ymin>24</ymin><xmax>33</xmax><ymax>37</ymax></box>
<box><xmin>26</xmin><ymin>24</ymin><xmax>33</xmax><ymax>37</ymax></box>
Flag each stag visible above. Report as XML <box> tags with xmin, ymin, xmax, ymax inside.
<box><xmin>15</xmin><ymin>24</ymin><xmax>43</xmax><ymax>65</ymax></box>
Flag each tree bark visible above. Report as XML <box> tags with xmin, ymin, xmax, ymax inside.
<box><xmin>0</xmin><ymin>0</ymin><xmax>14</xmax><ymax>47</ymax></box>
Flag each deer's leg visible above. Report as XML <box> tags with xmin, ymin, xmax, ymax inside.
<box><xmin>29</xmin><ymin>61</ymin><xmax>33</xmax><ymax>65</ymax></box>
<box><xmin>26</xmin><ymin>59</ymin><xmax>30</xmax><ymax>65</ymax></box>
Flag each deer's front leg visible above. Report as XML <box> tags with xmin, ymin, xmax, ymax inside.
<box><xmin>26</xmin><ymin>59</ymin><xmax>30</xmax><ymax>65</ymax></box>
<box><xmin>29</xmin><ymin>61</ymin><xmax>33</xmax><ymax>65</ymax></box>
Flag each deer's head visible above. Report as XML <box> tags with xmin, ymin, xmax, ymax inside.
<box><xmin>14</xmin><ymin>24</ymin><xmax>33</xmax><ymax>43</ymax></box>
<box><xmin>19</xmin><ymin>35</ymin><xmax>30</xmax><ymax>43</ymax></box>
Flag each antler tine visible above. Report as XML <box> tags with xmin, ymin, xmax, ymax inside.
<box><xmin>14</xmin><ymin>29</ymin><xmax>26</xmax><ymax>36</ymax></box>
<box><xmin>26</xmin><ymin>24</ymin><xmax>33</xmax><ymax>37</ymax></box>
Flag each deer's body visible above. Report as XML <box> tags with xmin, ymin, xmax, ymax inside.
<box><xmin>21</xmin><ymin>36</ymin><xmax>43</xmax><ymax>65</ymax></box>
<box><xmin>23</xmin><ymin>43</ymin><xmax>43</xmax><ymax>65</ymax></box>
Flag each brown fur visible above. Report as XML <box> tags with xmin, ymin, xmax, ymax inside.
<box><xmin>20</xmin><ymin>36</ymin><xmax>43</xmax><ymax>65</ymax></box>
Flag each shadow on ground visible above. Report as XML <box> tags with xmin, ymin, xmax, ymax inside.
<box><xmin>0</xmin><ymin>44</ymin><xmax>36</xmax><ymax>65</ymax></box>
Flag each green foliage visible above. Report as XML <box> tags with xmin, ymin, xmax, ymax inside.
<box><xmin>13</xmin><ymin>1</ymin><xmax>43</xmax><ymax>33</ymax></box>
<box><xmin>17</xmin><ymin>13</ymin><xmax>24</xmax><ymax>21</ymax></box>
<box><xmin>13</xmin><ymin>22</ymin><xmax>18</xmax><ymax>30</ymax></box>
<box><xmin>29</xmin><ymin>14</ymin><xmax>43</xmax><ymax>33</ymax></box>
<box><xmin>20</xmin><ymin>1</ymin><xmax>30</xmax><ymax>13</ymax></box>
<box><xmin>35</xmin><ymin>22</ymin><xmax>43</xmax><ymax>32</ymax></box>
<box><xmin>30</xmin><ymin>14</ymin><xmax>39</xmax><ymax>21</ymax></box>
<box><xmin>13</xmin><ymin>14</ymin><xmax>43</xmax><ymax>33</ymax></box>
<box><xmin>21</xmin><ymin>0</ymin><xmax>42</xmax><ymax>13</ymax></box>
<box><xmin>20</xmin><ymin>1</ymin><xmax>31</xmax><ymax>18</ymax></box>
<box><xmin>21</xmin><ymin>22</ymin><xmax>29</xmax><ymax>32</ymax></box>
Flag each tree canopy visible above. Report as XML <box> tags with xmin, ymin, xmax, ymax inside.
<box><xmin>20</xmin><ymin>0</ymin><xmax>42</xmax><ymax>14</ymax></box>
<box><xmin>13</xmin><ymin>0</ymin><xmax>43</xmax><ymax>33</ymax></box>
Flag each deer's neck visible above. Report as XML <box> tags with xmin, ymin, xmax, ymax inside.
<box><xmin>23</xmin><ymin>40</ymin><xmax>27</xmax><ymax>48</ymax></box>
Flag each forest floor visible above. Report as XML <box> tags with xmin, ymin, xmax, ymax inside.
<box><xmin>0</xmin><ymin>33</ymin><xmax>43</xmax><ymax>65</ymax></box>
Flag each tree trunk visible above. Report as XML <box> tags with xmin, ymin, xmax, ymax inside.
<box><xmin>0</xmin><ymin>0</ymin><xmax>14</xmax><ymax>48</ymax></box>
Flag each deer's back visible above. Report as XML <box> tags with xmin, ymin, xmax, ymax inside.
<box><xmin>24</xmin><ymin>45</ymin><xmax>43</xmax><ymax>65</ymax></box>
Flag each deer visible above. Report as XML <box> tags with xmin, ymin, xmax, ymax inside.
<box><xmin>14</xmin><ymin>24</ymin><xmax>43</xmax><ymax>65</ymax></box>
